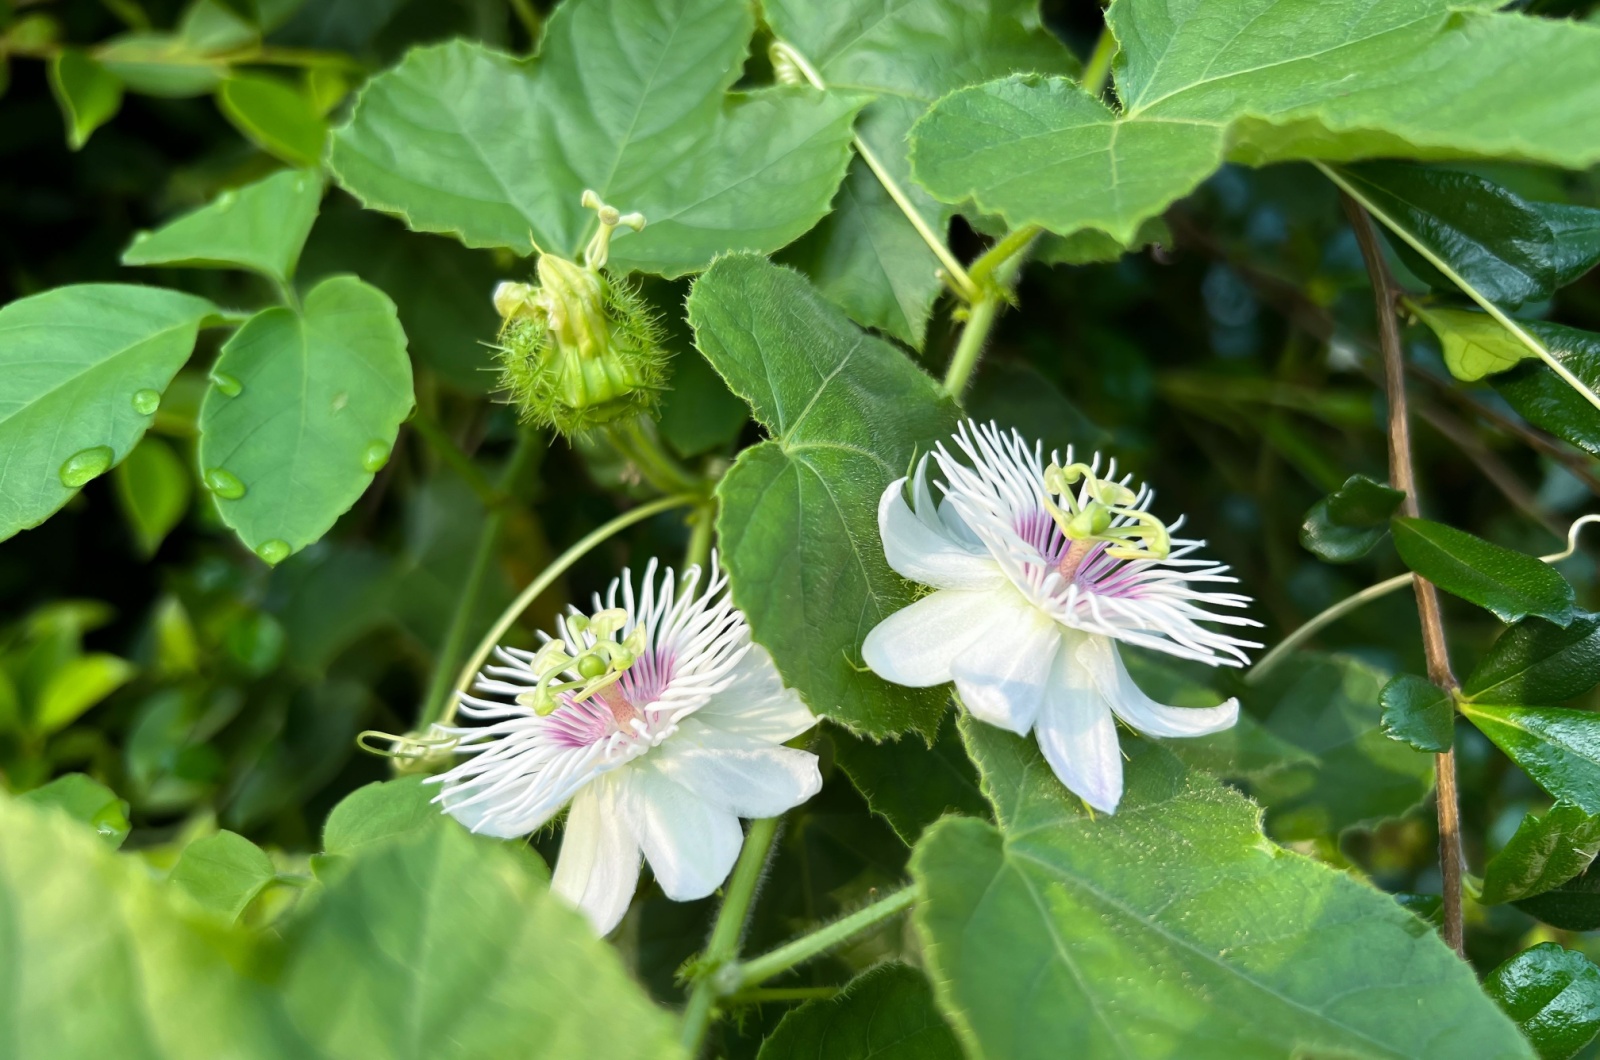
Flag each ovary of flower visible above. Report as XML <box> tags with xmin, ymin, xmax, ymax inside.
<box><xmin>430</xmin><ymin>557</ymin><xmax>821</xmax><ymax>936</ymax></box>
<box><xmin>862</xmin><ymin>421</ymin><xmax>1261</xmax><ymax>815</ymax></box>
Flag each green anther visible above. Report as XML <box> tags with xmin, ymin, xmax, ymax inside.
<box><xmin>588</xmin><ymin>608</ymin><xmax>628</xmax><ymax>638</ymax></box>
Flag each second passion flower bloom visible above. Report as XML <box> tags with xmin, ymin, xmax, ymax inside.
<box><xmin>430</xmin><ymin>558</ymin><xmax>820</xmax><ymax>935</ymax></box>
<box><xmin>863</xmin><ymin>421</ymin><xmax>1259</xmax><ymax>814</ymax></box>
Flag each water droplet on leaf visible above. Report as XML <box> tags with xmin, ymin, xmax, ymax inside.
<box><xmin>132</xmin><ymin>231</ymin><xmax>150</xmax><ymax>243</ymax></box>
<box><xmin>131</xmin><ymin>389</ymin><xmax>160</xmax><ymax>415</ymax></box>
<box><xmin>59</xmin><ymin>446</ymin><xmax>114</xmax><ymax>488</ymax></box>
<box><xmin>216</xmin><ymin>190</ymin><xmax>237</xmax><ymax>210</ymax></box>
<box><xmin>211</xmin><ymin>373</ymin><xmax>242</xmax><ymax>397</ymax></box>
<box><xmin>256</xmin><ymin>539</ymin><xmax>291</xmax><ymax>565</ymax></box>
<box><xmin>361</xmin><ymin>441</ymin><xmax>390</xmax><ymax>473</ymax></box>
<box><xmin>204</xmin><ymin>468</ymin><xmax>246</xmax><ymax>500</ymax></box>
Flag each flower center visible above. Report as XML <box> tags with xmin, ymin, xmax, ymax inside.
<box><xmin>1042</xmin><ymin>460</ymin><xmax>1171</xmax><ymax>567</ymax></box>
<box><xmin>517</xmin><ymin>608</ymin><xmax>649</xmax><ymax>718</ymax></box>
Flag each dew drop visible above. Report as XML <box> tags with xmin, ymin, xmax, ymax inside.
<box><xmin>132</xmin><ymin>230</ymin><xmax>151</xmax><ymax>244</ymax></box>
<box><xmin>361</xmin><ymin>440</ymin><xmax>391</xmax><ymax>473</ymax></box>
<box><xmin>216</xmin><ymin>190</ymin><xmax>238</xmax><ymax>210</ymax></box>
<box><xmin>59</xmin><ymin>446</ymin><xmax>114</xmax><ymax>488</ymax></box>
<box><xmin>212</xmin><ymin>373</ymin><xmax>242</xmax><ymax>397</ymax></box>
<box><xmin>256</xmin><ymin>539</ymin><xmax>291</xmax><ymax>566</ymax></box>
<box><xmin>204</xmin><ymin>468</ymin><xmax>247</xmax><ymax>500</ymax></box>
<box><xmin>131</xmin><ymin>389</ymin><xmax>161</xmax><ymax>415</ymax></box>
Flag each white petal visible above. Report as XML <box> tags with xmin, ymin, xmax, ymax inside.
<box><xmin>880</xmin><ymin>476</ymin><xmax>1004</xmax><ymax>591</ymax></box>
<box><xmin>551</xmin><ymin>777</ymin><xmax>640</xmax><ymax>936</ymax></box>
<box><xmin>1033</xmin><ymin>645</ymin><xmax>1124</xmax><ymax>814</ymax></box>
<box><xmin>692</xmin><ymin>643</ymin><xmax>816</xmax><ymax>743</ymax></box>
<box><xmin>650</xmin><ymin>720</ymin><xmax>821</xmax><ymax>818</ymax></box>
<box><xmin>951</xmin><ymin>609</ymin><xmax>1066</xmax><ymax>737</ymax></box>
<box><xmin>863</xmin><ymin>587</ymin><xmax>1031</xmax><ymax>688</ymax></box>
<box><xmin>622</xmin><ymin>767</ymin><xmax>743</xmax><ymax>902</ymax></box>
<box><xmin>1078</xmin><ymin>635</ymin><xmax>1238</xmax><ymax>738</ymax></box>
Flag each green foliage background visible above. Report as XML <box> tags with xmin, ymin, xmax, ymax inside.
<box><xmin>5</xmin><ymin>0</ymin><xmax>1600</xmax><ymax>1056</ymax></box>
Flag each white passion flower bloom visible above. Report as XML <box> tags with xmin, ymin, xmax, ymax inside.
<box><xmin>862</xmin><ymin>421</ymin><xmax>1259</xmax><ymax>814</ymax></box>
<box><xmin>430</xmin><ymin>558</ymin><xmax>820</xmax><ymax>935</ymax></box>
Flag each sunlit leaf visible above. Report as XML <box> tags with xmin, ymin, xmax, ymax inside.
<box><xmin>18</xmin><ymin>773</ymin><xmax>131</xmax><ymax>848</ymax></box>
<box><xmin>170</xmin><ymin>830</ymin><xmax>278</xmax><ymax>921</ymax></box>
<box><xmin>48</xmin><ymin>49</ymin><xmax>122</xmax><ymax>149</ymax></box>
<box><xmin>1485</xmin><ymin>943</ymin><xmax>1600</xmax><ymax>1060</ymax></box>
<box><xmin>1464</xmin><ymin>614</ymin><xmax>1600</xmax><ymax>707</ymax></box>
<box><xmin>123</xmin><ymin>168</ymin><xmax>323</xmax><ymax>285</ymax></box>
<box><xmin>1481</xmin><ymin>802</ymin><xmax>1600</xmax><ymax>905</ymax></box>
<box><xmin>1393</xmin><ymin>517</ymin><xmax>1576</xmax><ymax>626</ymax></box>
<box><xmin>217</xmin><ymin>74</ymin><xmax>328</xmax><ymax>167</ymax></box>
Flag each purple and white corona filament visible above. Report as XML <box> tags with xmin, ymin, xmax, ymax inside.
<box><xmin>863</xmin><ymin>421</ymin><xmax>1259</xmax><ymax>814</ymax></box>
<box><xmin>431</xmin><ymin>558</ymin><xmax>820</xmax><ymax>935</ymax></box>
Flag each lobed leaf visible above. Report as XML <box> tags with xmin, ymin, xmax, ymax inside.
<box><xmin>688</xmin><ymin>254</ymin><xmax>959</xmax><ymax>739</ymax></box>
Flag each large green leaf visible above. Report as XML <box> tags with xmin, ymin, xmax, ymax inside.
<box><xmin>831</xmin><ymin>713</ymin><xmax>988</xmax><ymax>845</ymax></box>
<box><xmin>0</xmin><ymin>793</ymin><xmax>308</xmax><ymax>1057</ymax></box>
<box><xmin>766</xmin><ymin>0</ymin><xmax>1074</xmax><ymax>345</ymax></box>
<box><xmin>756</xmin><ymin>962</ymin><xmax>962</xmax><ymax>1060</ymax></box>
<box><xmin>122</xmin><ymin>168</ymin><xmax>322</xmax><ymax>286</ymax></box>
<box><xmin>1245</xmin><ymin>653</ymin><xmax>1434</xmax><ymax>840</ymax></box>
<box><xmin>1299</xmin><ymin>473</ymin><xmax>1404</xmax><ymax>563</ymax></box>
<box><xmin>1464</xmin><ymin>614</ymin><xmax>1600</xmax><ymax>707</ymax></box>
<box><xmin>688</xmin><ymin>254</ymin><xmax>958</xmax><ymax>739</ymax></box>
<box><xmin>910</xmin><ymin>717</ymin><xmax>1531</xmax><ymax>1059</ymax></box>
<box><xmin>197</xmin><ymin>275</ymin><xmax>413</xmax><ymax>561</ymax></box>
<box><xmin>1481</xmin><ymin>802</ymin><xmax>1600</xmax><ymax>905</ymax></box>
<box><xmin>1493</xmin><ymin>322</ymin><xmax>1600</xmax><ymax>457</ymax></box>
<box><xmin>1393</xmin><ymin>517</ymin><xmax>1576</xmax><ymax>626</ymax></box>
<box><xmin>1460</xmin><ymin>702</ymin><xmax>1600</xmax><ymax>815</ymax></box>
<box><xmin>328</xmin><ymin>0</ymin><xmax>866</xmax><ymax>276</ymax></box>
<box><xmin>281</xmin><ymin>823</ymin><xmax>682</xmax><ymax>1059</ymax></box>
<box><xmin>909</xmin><ymin>1</ymin><xmax>1600</xmax><ymax>245</ymax></box>
<box><xmin>0</xmin><ymin>284</ymin><xmax>217</xmax><ymax>542</ymax></box>
<box><xmin>1485</xmin><ymin>944</ymin><xmax>1600</xmax><ymax>1060</ymax></box>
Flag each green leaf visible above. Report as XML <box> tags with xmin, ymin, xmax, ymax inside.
<box><xmin>96</xmin><ymin>21</ymin><xmax>236</xmax><ymax>98</ymax></box>
<box><xmin>1464</xmin><ymin>614</ymin><xmax>1600</xmax><ymax>707</ymax></box>
<box><xmin>1485</xmin><ymin>944</ymin><xmax>1600</xmax><ymax>1060</ymax></box>
<box><xmin>169</xmin><ymin>829</ymin><xmax>277</xmax><ymax>921</ymax></box>
<box><xmin>1393</xmin><ymin>517</ymin><xmax>1576</xmax><ymax>626</ymax></box>
<box><xmin>688</xmin><ymin>254</ymin><xmax>959</xmax><ymax>739</ymax></box>
<box><xmin>281</xmin><ymin>824</ymin><xmax>681</xmax><ymax>1058</ymax></box>
<box><xmin>1460</xmin><ymin>702</ymin><xmax>1600</xmax><ymax>815</ymax></box>
<box><xmin>17</xmin><ymin>773</ymin><xmax>131</xmax><ymax>847</ymax></box>
<box><xmin>321</xmin><ymin>775</ymin><xmax>443</xmax><ymax>857</ymax></box>
<box><xmin>756</xmin><ymin>962</ymin><xmax>962</xmax><ymax>1060</ymax></box>
<box><xmin>1246</xmin><ymin>652</ymin><xmax>1434</xmax><ymax>840</ymax></box>
<box><xmin>909</xmin><ymin>2</ymin><xmax>1600</xmax><ymax>245</ymax></box>
<box><xmin>122</xmin><ymin>168</ymin><xmax>323</xmax><ymax>286</ymax></box>
<box><xmin>832</xmin><ymin>713</ymin><xmax>988</xmax><ymax>845</ymax></box>
<box><xmin>1515</xmin><ymin>864</ymin><xmax>1600</xmax><ymax>932</ymax></box>
<box><xmin>1537</xmin><ymin>201</ymin><xmax>1600</xmax><ymax>290</ymax></box>
<box><xmin>112</xmin><ymin>435</ymin><xmax>192</xmax><ymax>557</ymax></box>
<box><xmin>0</xmin><ymin>283</ymin><xmax>217</xmax><ymax>542</ymax></box>
<box><xmin>1034</xmin><ymin>216</ymin><xmax>1172</xmax><ymax>266</ymax></box>
<box><xmin>1492</xmin><ymin>322</ymin><xmax>1600</xmax><ymax>458</ymax></box>
<box><xmin>1338</xmin><ymin>163</ymin><xmax>1559</xmax><ymax>310</ymax></box>
<box><xmin>34</xmin><ymin>652</ymin><xmax>137</xmax><ymax>734</ymax></box>
<box><xmin>1379</xmin><ymin>673</ymin><xmax>1454</xmax><ymax>753</ymax></box>
<box><xmin>329</xmin><ymin>0</ymin><xmax>868</xmax><ymax>276</ymax></box>
<box><xmin>1299</xmin><ymin>473</ymin><xmax>1405</xmax><ymax>563</ymax></box>
<box><xmin>766</xmin><ymin>0</ymin><xmax>1075</xmax><ymax>344</ymax></box>
<box><xmin>197</xmin><ymin>276</ymin><xmax>413</xmax><ymax>559</ymax></box>
<box><xmin>217</xmin><ymin>74</ymin><xmax>327</xmax><ymax>168</ymax></box>
<box><xmin>48</xmin><ymin>49</ymin><xmax>122</xmax><ymax>150</ymax></box>
<box><xmin>0</xmin><ymin>793</ymin><xmax>309</xmax><ymax>1056</ymax></box>
<box><xmin>1414</xmin><ymin>305</ymin><xmax>1537</xmax><ymax>382</ymax></box>
<box><xmin>658</xmin><ymin>345</ymin><xmax>748</xmax><ymax>459</ymax></box>
<box><xmin>1481</xmin><ymin>802</ymin><xmax>1600</xmax><ymax>905</ymax></box>
<box><xmin>910</xmin><ymin>717</ymin><xmax>1531</xmax><ymax>1059</ymax></box>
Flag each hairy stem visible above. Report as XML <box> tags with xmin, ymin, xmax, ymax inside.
<box><xmin>721</xmin><ymin>884</ymin><xmax>919</xmax><ymax>993</ymax></box>
<box><xmin>943</xmin><ymin>228</ymin><xmax>1037</xmax><ymax>398</ymax></box>
<box><xmin>1341</xmin><ymin>192</ymin><xmax>1465</xmax><ymax>957</ymax></box>
<box><xmin>443</xmin><ymin>492</ymin><xmax>702</xmax><ymax>726</ymax></box>
<box><xmin>418</xmin><ymin>430</ymin><xmax>538</xmax><ymax>726</ymax></box>
<box><xmin>680</xmin><ymin>817</ymin><xmax>781</xmax><ymax>1056</ymax></box>
<box><xmin>606</xmin><ymin>418</ymin><xmax>702</xmax><ymax>496</ymax></box>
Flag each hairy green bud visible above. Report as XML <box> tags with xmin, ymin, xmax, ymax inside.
<box><xmin>492</xmin><ymin>192</ymin><xmax>666</xmax><ymax>436</ymax></box>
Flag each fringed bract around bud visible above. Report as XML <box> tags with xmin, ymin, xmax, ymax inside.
<box><xmin>492</xmin><ymin>191</ymin><xmax>666</xmax><ymax>436</ymax></box>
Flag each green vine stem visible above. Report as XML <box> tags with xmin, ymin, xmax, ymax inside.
<box><xmin>1081</xmin><ymin>23</ymin><xmax>1118</xmax><ymax>99</ymax></box>
<box><xmin>718</xmin><ymin>883</ymin><xmax>919</xmax><ymax>994</ymax></box>
<box><xmin>418</xmin><ymin>429</ymin><xmax>539</xmax><ymax>726</ymax></box>
<box><xmin>1247</xmin><ymin>513</ymin><xmax>1600</xmax><ymax>685</ymax></box>
<box><xmin>1317</xmin><ymin>161</ymin><xmax>1600</xmax><ymax>417</ymax></box>
<box><xmin>604</xmin><ymin>418</ymin><xmax>703</xmax><ymax>496</ymax></box>
<box><xmin>768</xmin><ymin>41</ymin><xmax>979</xmax><ymax>304</ymax></box>
<box><xmin>943</xmin><ymin>228</ymin><xmax>1039</xmax><ymax>397</ymax></box>
<box><xmin>437</xmin><ymin>491</ymin><xmax>703</xmax><ymax>727</ymax></box>
<box><xmin>680</xmin><ymin>816</ymin><xmax>781</xmax><ymax>1056</ymax></box>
